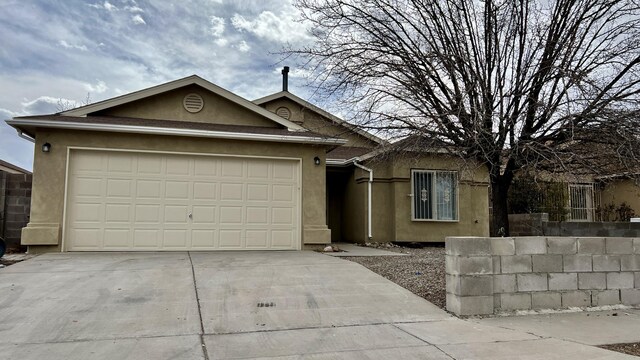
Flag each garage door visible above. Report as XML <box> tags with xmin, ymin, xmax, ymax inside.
<box><xmin>64</xmin><ymin>150</ymin><xmax>300</xmax><ymax>251</ymax></box>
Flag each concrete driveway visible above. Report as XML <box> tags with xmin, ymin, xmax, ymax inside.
<box><xmin>0</xmin><ymin>251</ymin><xmax>636</xmax><ymax>359</ymax></box>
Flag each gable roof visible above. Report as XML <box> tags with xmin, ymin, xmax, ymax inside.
<box><xmin>62</xmin><ymin>75</ymin><xmax>304</xmax><ymax>131</ymax></box>
<box><xmin>253</xmin><ymin>91</ymin><xmax>386</xmax><ymax>145</ymax></box>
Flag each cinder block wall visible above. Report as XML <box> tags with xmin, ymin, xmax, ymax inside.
<box><xmin>1</xmin><ymin>173</ymin><xmax>32</xmax><ymax>251</ymax></box>
<box><xmin>446</xmin><ymin>236</ymin><xmax>640</xmax><ymax>316</ymax></box>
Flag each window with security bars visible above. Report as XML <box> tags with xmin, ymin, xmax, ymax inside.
<box><xmin>568</xmin><ymin>183</ymin><xmax>595</xmax><ymax>221</ymax></box>
<box><xmin>411</xmin><ymin>170</ymin><xmax>458</xmax><ymax>221</ymax></box>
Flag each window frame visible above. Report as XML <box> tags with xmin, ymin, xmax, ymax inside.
<box><xmin>410</xmin><ymin>169</ymin><xmax>459</xmax><ymax>222</ymax></box>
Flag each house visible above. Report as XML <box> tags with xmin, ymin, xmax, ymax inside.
<box><xmin>0</xmin><ymin>159</ymin><xmax>32</xmax><ymax>251</ymax></box>
<box><xmin>6</xmin><ymin>69</ymin><xmax>489</xmax><ymax>253</ymax></box>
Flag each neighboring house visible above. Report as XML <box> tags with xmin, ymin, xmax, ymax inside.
<box><xmin>509</xmin><ymin>170</ymin><xmax>639</xmax><ymax>223</ymax></box>
<box><xmin>6</xmin><ymin>70</ymin><xmax>489</xmax><ymax>253</ymax></box>
<box><xmin>0</xmin><ymin>159</ymin><xmax>32</xmax><ymax>251</ymax></box>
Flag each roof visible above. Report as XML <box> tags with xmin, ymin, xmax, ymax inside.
<box><xmin>326</xmin><ymin>146</ymin><xmax>373</xmax><ymax>160</ymax></box>
<box><xmin>253</xmin><ymin>91</ymin><xmax>386</xmax><ymax>145</ymax></box>
<box><xmin>0</xmin><ymin>159</ymin><xmax>31</xmax><ymax>175</ymax></box>
<box><xmin>7</xmin><ymin>115</ymin><xmax>347</xmax><ymax>146</ymax></box>
<box><xmin>62</xmin><ymin>75</ymin><xmax>304</xmax><ymax>131</ymax></box>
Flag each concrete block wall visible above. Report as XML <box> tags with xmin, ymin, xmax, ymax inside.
<box><xmin>1</xmin><ymin>173</ymin><xmax>32</xmax><ymax>251</ymax></box>
<box><xmin>446</xmin><ymin>236</ymin><xmax>640</xmax><ymax>316</ymax></box>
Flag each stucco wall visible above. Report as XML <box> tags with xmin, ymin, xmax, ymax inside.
<box><xmin>600</xmin><ymin>178</ymin><xmax>640</xmax><ymax>216</ymax></box>
<box><xmin>23</xmin><ymin>129</ymin><xmax>332</xmax><ymax>252</ymax></box>
<box><xmin>342</xmin><ymin>154</ymin><xmax>490</xmax><ymax>243</ymax></box>
<box><xmin>95</xmin><ymin>85</ymin><xmax>279</xmax><ymax>128</ymax></box>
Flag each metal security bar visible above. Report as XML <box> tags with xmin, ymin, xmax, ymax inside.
<box><xmin>412</xmin><ymin>170</ymin><xmax>457</xmax><ymax>221</ymax></box>
<box><xmin>568</xmin><ymin>183</ymin><xmax>595</xmax><ymax>221</ymax></box>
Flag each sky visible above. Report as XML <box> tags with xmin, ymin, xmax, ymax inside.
<box><xmin>0</xmin><ymin>0</ymin><xmax>316</xmax><ymax>171</ymax></box>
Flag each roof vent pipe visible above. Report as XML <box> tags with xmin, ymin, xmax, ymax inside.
<box><xmin>282</xmin><ymin>66</ymin><xmax>289</xmax><ymax>92</ymax></box>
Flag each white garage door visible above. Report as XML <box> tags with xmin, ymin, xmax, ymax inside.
<box><xmin>64</xmin><ymin>150</ymin><xmax>300</xmax><ymax>251</ymax></box>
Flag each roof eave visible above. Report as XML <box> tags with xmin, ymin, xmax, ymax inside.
<box><xmin>5</xmin><ymin>118</ymin><xmax>347</xmax><ymax>146</ymax></box>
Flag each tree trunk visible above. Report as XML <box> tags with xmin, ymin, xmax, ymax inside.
<box><xmin>490</xmin><ymin>176</ymin><xmax>511</xmax><ymax>237</ymax></box>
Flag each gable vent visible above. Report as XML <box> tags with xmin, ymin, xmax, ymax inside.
<box><xmin>276</xmin><ymin>106</ymin><xmax>291</xmax><ymax>120</ymax></box>
<box><xmin>183</xmin><ymin>93</ymin><xmax>204</xmax><ymax>113</ymax></box>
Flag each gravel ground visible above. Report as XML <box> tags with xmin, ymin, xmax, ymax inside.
<box><xmin>341</xmin><ymin>243</ymin><xmax>446</xmax><ymax>309</ymax></box>
<box><xmin>600</xmin><ymin>343</ymin><xmax>640</xmax><ymax>357</ymax></box>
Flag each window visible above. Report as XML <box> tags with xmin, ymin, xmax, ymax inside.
<box><xmin>411</xmin><ymin>170</ymin><xmax>458</xmax><ymax>221</ymax></box>
<box><xmin>568</xmin><ymin>183</ymin><xmax>595</xmax><ymax>221</ymax></box>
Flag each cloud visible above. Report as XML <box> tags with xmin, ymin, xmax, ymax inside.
<box><xmin>215</xmin><ymin>38</ymin><xmax>228</xmax><ymax>46</ymax></box>
<box><xmin>236</xmin><ymin>40</ymin><xmax>250</xmax><ymax>52</ymax></box>
<box><xmin>209</xmin><ymin>16</ymin><xmax>225</xmax><ymax>37</ymax></box>
<box><xmin>88</xmin><ymin>1</ymin><xmax>118</xmax><ymax>11</ymax></box>
<box><xmin>231</xmin><ymin>10</ymin><xmax>312</xmax><ymax>44</ymax></box>
<box><xmin>20</xmin><ymin>96</ymin><xmax>69</xmax><ymax>114</ymax></box>
<box><xmin>124</xmin><ymin>5</ymin><xmax>144</xmax><ymax>13</ymax></box>
<box><xmin>132</xmin><ymin>14</ymin><xmax>146</xmax><ymax>25</ymax></box>
<box><xmin>58</xmin><ymin>40</ymin><xmax>88</xmax><ymax>51</ymax></box>
<box><xmin>83</xmin><ymin>80</ymin><xmax>108</xmax><ymax>94</ymax></box>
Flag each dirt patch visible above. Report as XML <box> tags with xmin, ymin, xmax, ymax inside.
<box><xmin>341</xmin><ymin>243</ymin><xmax>446</xmax><ymax>309</ymax></box>
<box><xmin>600</xmin><ymin>343</ymin><xmax>640</xmax><ymax>357</ymax></box>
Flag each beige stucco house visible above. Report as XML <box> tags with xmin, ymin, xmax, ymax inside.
<box><xmin>7</xmin><ymin>71</ymin><xmax>490</xmax><ymax>253</ymax></box>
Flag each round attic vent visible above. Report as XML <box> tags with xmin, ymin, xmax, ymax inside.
<box><xmin>276</xmin><ymin>106</ymin><xmax>291</xmax><ymax>120</ymax></box>
<box><xmin>183</xmin><ymin>93</ymin><xmax>204</xmax><ymax>113</ymax></box>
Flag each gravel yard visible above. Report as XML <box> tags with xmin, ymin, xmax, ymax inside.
<box><xmin>341</xmin><ymin>243</ymin><xmax>446</xmax><ymax>309</ymax></box>
<box><xmin>599</xmin><ymin>343</ymin><xmax>640</xmax><ymax>357</ymax></box>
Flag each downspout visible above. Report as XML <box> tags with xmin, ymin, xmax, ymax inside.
<box><xmin>353</xmin><ymin>159</ymin><xmax>373</xmax><ymax>240</ymax></box>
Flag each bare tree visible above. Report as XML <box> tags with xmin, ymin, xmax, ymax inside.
<box><xmin>56</xmin><ymin>92</ymin><xmax>92</xmax><ymax>112</ymax></box>
<box><xmin>288</xmin><ymin>0</ymin><xmax>640</xmax><ymax>235</ymax></box>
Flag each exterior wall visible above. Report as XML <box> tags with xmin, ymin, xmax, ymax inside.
<box><xmin>0</xmin><ymin>172</ymin><xmax>31</xmax><ymax>251</ymax></box>
<box><xmin>260</xmin><ymin>98</ymin><xmax>378</xmax><ymax>148</ymax></box>
<box><xmin>22</xmin><ymin>129</ymin><xmax>332</xmax><ymax>253</ymax></box>
<box><xmin>95</xmin><ymin>85</ymin><xmax>279</xmax><ymax>128</ymax></box>
<box><xmin>600</xmin><ymin>178</ymin><xmax>640</xmax><ymax>216</ymax></box>
<box><xmin>508</xmin><ymin>213</ymin><xmax>640</xmax><ymax>237</ymax></box>
<box><xmin>345</xmin><ymin>155</ymin><xmax>490</xmax><ymax>243</ymax></box>
<box><xmin>341</xmin><ymin>168</ymin><xmax>366</xmax><ymax>242</ymax></box>
<box><xmin>446</xmin><ymin>236</ymin><xmax>640</xmax><ymax>316</ymax></box>
<box><xmin>509</xmin><ymin>213</ymin><xmax>549</xmax><ymax>236</ymax></box>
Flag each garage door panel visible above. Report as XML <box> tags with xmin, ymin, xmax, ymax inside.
<box><xmin>220</xmin><ymin>183</ymin><xmax>243</xmax><ymax>200</ymax></box>
<box><xmin>164</xmin><ymin>205</ymin><xmax>189</xmax><ymax>223</ymax></box>
<box><xmin>246</xmin><ymin>230</ymin><xmax>268</xmax><ymax>248</ymax></box>
<box><xmin>193</xmin><ymin>182</ymin><xmax>217</xmax><ymax>200</ymax></box>
<box><xmin>219</xmin><ymin>206</ymin><xmax>243</xmax><ymax>224</ymax></box>
<box><xmin>133</xmin><ymin>229</ymin><xmax>160</xmax><ymax>247</ymax></box>
<box><xmin>135</xmin><ymin>204</ymin><xmax>161</xmax><ymax>223</ymax></box>
<box><xmin>103</xmin><ymin>229</ymin><xmax>131</xmax><ymax>248</ymax></box>
<box><xmin>163</xmin><ymin>230</ymin><xmax>188</xmax><ymax>247</ymax></box>
<box><xmin>191</xmin><ymin>230</ymin><xmax>216</xmax><ymax>248</ymax></box>
<box><xmin>165</xmin><ymin>181</ymin><xmax>190</xmax><ymax>199</ymax></box>
<box><xmin>74</xmin><ymin>178</ymin><xmax>104</xmax><ymax>197</ymax></box>
<box><xmin>74</xmin><ymin>203</ymin><xmax>102</xmax><ymax>222</ymax></box>
<box><xmin>66</xmin><ymin>150</ymin><xmax>299</xmax><ymax>251</ymax></box>
<box><xmin>107</xmin><ymin>153</ymin><xmax>134</xmax><ymax>173</ymax></box>
<box><xmin>136</xmin><ymin>180</ymin><xmax>162</xmax><ymax>198</ymax></box>
<box><xmin>105</xmin><ymin>204</ymin><xmax>131</xmax><ymax>223</ymax></box>
<box><xmin>166</xmin><ymin>157</ymin><xmax>190</xmax><ymax>175</ymax></box>
<box><xmin>107</xmin><ymin>179</ymin><xmax>132</xmax><ymax>197</ymax></box>
<box><xmin>192</xmin><ymin>206</ymin><xmax>216</xmax><ymax>223</ymax></box>
<box><xmin>219</xmin><ymin>230</ymin><xmax>242</xmax><ymax>248</ymax></box>
<box><xmin>247</xmin><ymin>184</ymin><xmax>269</xmax><ymax>201</ymax></box>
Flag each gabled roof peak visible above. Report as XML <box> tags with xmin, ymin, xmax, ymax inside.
<box><xmin>61</xmin><ymin>75</ymin><xmax>304</xmax><ymax>131</ymax></box>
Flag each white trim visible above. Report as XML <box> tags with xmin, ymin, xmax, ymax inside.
<box><xmin>61</xmin><ymin>75</ymin><xmax>304</xmax><ymax>131</ymax></box>
<box><xmin>410</xmin><ymin>169</ymin><xmax>460</xmax><ymax>222</ymax></box>
<box><xmin>253</xmin><ymin>91</ymin><xmax>386</xmax><ymax>145</ymax></box>
<box><xmin>7</xmin><ymin>118</ymin><xmax>347</xmax><ymax>146</ymax></box>
<box><xmin>62</xmin><ymin>147</ymin><xmax>304</xmax><ymax>251</ymax></box>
